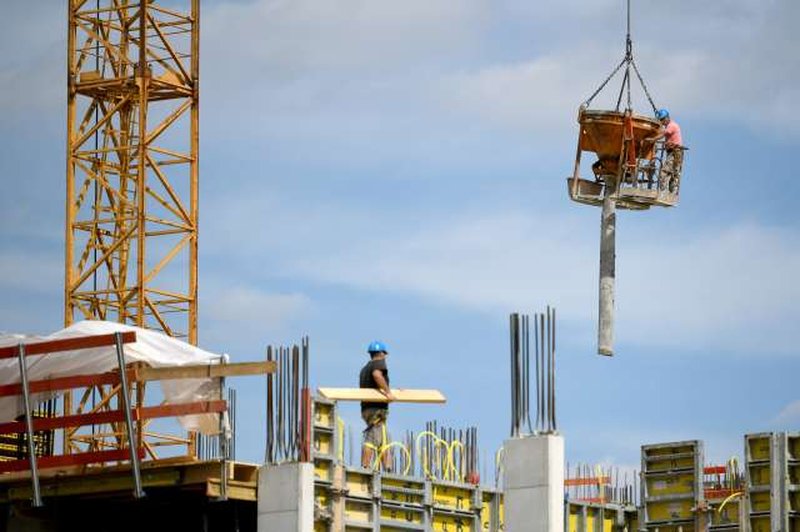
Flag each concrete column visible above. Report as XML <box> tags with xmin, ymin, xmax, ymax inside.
<box><xmin>504</xmin><ymin>434</ymin><xmax>565</xmax><ymax>532</ymax></box>
<box><xmin>598</xmin><ymin>187</ymin><xmax>616</xmax><ymax>357</ymax></box>
<box><xmin>257</xmin><ymin>462</ymin><xmax>314</xmax><ymax>532</ymax></box>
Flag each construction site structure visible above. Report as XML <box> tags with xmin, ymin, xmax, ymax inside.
<box><xmin>566</xmin><ymin>0</ymin><xmax>687</xmax><ymax>357</ymax></box>
<box><xmin>273</xmin><ymin>395</ymin><xmax>640</xmax><ymax>532</ymax></box>
<box><xmin>641</xmin><ymin>440</ymin><xmax>705</xmax><ymax>532</ymax></box>
<box><xmin>745</xmin><ymin>432</ymin><xmax>800</xmax><ymax>532</ymax></box>
<box><xmin>66</xmin><ymin>0</ymin><xmax>199</xmax><ymax>343</ymax></box>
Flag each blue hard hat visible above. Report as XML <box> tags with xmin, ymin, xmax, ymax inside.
<box><xmin>656</xmin><ymin>108</ymin><xmax>670</xmax><ymax>120</ymax></box>
<box><xmin>367</xmin><ymin>340</ymin><xmax>388</xmax><ymax>354</ymax></box>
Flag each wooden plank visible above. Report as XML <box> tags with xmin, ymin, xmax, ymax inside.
<box><xmin>317</xmin><ymin>388</ymin><xmax>446</xmax><ymax>404</ymax></box>
<box><xmin>0</xmin><ymin>331</ymin><xmax>137</xmax><ymax>360</ymax></box>
<box><xmin>132</xmin><ymin>360</ymin><xmax>275</xmax><ymax>381</ymax></box>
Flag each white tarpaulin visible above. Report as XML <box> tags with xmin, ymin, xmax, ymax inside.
<box><xmin>0</xmin><ymin>320</ymin><xmax>226</xmax><ymax>434</ymax></box>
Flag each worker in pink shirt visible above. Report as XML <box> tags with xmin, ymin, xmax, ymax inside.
<box><xmin>655</xmin><ymin>108</ymin><xmax>684</xmax><ymax>192</ymax></box>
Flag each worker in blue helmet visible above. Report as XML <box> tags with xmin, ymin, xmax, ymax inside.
<box><xmin>359</xmin><ymin>340</ymin><xmax>395</xmax><ymax>470</ymax></box>
<box><xmin>654</xmin><ymin>108</ymin><xmax>684</xmax><ymax>192</ymax></box>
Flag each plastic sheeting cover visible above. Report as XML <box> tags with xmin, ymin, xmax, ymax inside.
<box><xmin>0</xmin><ymin>320</ymin><xmax>226</xmax><ymax>434</ymax></box>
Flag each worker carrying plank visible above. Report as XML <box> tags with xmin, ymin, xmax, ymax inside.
<box><xmin>359</xmin><ymin>340</ymin><xmax>394</xmax><ymax>470</ymax></box>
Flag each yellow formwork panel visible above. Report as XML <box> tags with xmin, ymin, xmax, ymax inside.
<box><xmin>790</xmin><ymin>464</ymin><xmax>800</xmax><ymax>485</ymax></box>
<box><xmin>646</xmin><ymin>526</ymin><xmax>695</xmax><ymax>532</ymax></box>
<box><xmin>748</xmin><ymin>437</ymin><xmax>771</xmax><ymax>461</ymax></box>
<box><xmin>585</xmin><ymin>507</ymin><xmax>596</xmax><ymax>532</ymax></box>
<box><xmin>314</xmin><ymin>521</ymin><xmax>329</xmax><ymax>532</ymax></box>
<box><xmin>496</xmin><ymin>495</ymin><xmax>505</xmax><ymax>530</ymax></box>
<box><xmin>431</xmin><ymin>511</ymin><xmax>475</xmax><ymax>531</ymax></box>
<box><xmin>790</xmin><ymin>491</ymin><xmax>800</xmax><ymax>513</ymax></box>
<box><xmin>315</xmin><ymin>458</ymin><xmax>333</xmax><ymax>482</ymax></box>
<box><xmin>646</xmin><ymin>473</ymin><xmax>696</xmax><ymax>496</ymax></box>
<box><xmin>647</xmin><ymin>444</ymin><xmax>696</xmax><ymax>457</ymax></box>
<box><xmin>646</xmin><ymin>498</ymin><xmax>694</xmax><ymax>521</ymax></box>
<box><xmin>381</xmin><ymin>527</ymin><xmax>425</xmax><ymax>532</ymax></box>
<box><xmin>314</xmin><ymin>402</ymin><xmax>335</xmax><ymax>430</ymax></box>
<box><xmin>749</xmin><ymin>464</ymin><xmax>771</xmax><ymax>486</ymax></box>
<box><xmin>712</xmin><ymin>499</ymin><xmax>739</xmax><ymax>526</ymax></box>
<box><xmin>380</xmin><ymin>505</ymin><xmax>425</xmax><ymax>526</ymax></box>
<box><xmin>480</xmin><ymin>492</ymin><xmax>496</xmax><ymax>531</ymax></box>
<box><xmin>749</xmin><ymin>515</ymin><xmax>770</xmax><ymax>532</ymax></box>
<box><xmin>789</xmin><ymin>435</ymin><xmax>800</xmax><ymax>460</ymax></box>
<box><xmin>603</xmin><ymin>514</ymin><xmax>615</xmax><ymax>532</ymax></box>
<box><xmin>345</xmin><ymin>499</ymin><xmax>374</xmax><ymax>525</ymax></box>
<box><xmin>567</xmin><ymin>503</ymin><xmax>582</xmax><ymax>532</ymax></box>
<box><xmin>749</xmin><ymin>491</ymin><xmax>771</xmax><ymax>512</ymax></box>
<box><xmin>646</xmin><ymin>456</ymin><xmax>696</xmax><ymax>472</ymax></box>
<box><xmin>432</xmin><ymin>482</ymin><xmax>475</xmax><ymax>512</ymax></box>
<box><xmin>315</xmin><ymin>484</ymin><xmax>331</xmax><ymax>508</ymax></box>
<box><xmin>381</xmin><ymin>477</ymin><xmax>425</xmax><ymax>506</ymax></box>
<box><xmin>346</xmin><ymin>471</ymin><xmax>372</xmax><ymax>499</ymax></box>
<box><xmin>314</xmin><ymin>430</ymin><xmax>334</xmax><ymax>457</ymax></box>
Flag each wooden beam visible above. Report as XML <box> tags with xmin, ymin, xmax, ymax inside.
<box><xmin>132</xmin><ymin>361</ymin><xmax>275</xmax><ymax>381</ymax></box>
<box><xmin>0</xmin><ymin>332</ymin><xmax>136</xmax><ymax>360</ymax></box>
<box><xmin>0</xmin><ymin>448</ymin><xmax>146</xmax><ymax>474</ymax></box>
<box><xmin>0</xmin><ymin>400</ymin><xmax>227</xmax><ymax>435</ymax></box>
<box><xmin>317</xmin><ymin>388</ymin><xmax>446</xmax><ymax>404</ymax></box>
<box><xmin>0</xmin><ymin>362</ymin><xmax>272</xmax><ymax>399</ymax></box>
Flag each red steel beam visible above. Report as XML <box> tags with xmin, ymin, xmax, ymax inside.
<box><xmin>0</xmin><ymin>448</ymin><xmax>146</xmax><ymax>474</ymax></box>
<box><xmin>0</xmin><ymin>400</ymin><xmax>227</xmax><ymax>435</ymax></box>
<box><xmin>0</xmin><ymin>332</ymin><xmax>137</xmax><ymax>360</ymax></box>
<box><xmin>704</xmin><ymin>465</ymin><xmax>727</xmax><ymax>475</ymax></box>
<box><xmin>0</xmin><ymin>372</ymin><xmax>122</xmax><ymax>398</ymax></box>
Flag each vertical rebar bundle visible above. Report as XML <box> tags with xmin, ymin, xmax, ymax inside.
<box><xmin>195</xmin><ymin>387</ymin><xmax>237</xmax><ymax>461</ymax></box>
<box><xmin>265</xmin><ymin>337</ymin><xmax>310</xmax><ymax>464</ymax></box>
<box><xmin>510</xmin><ymin>307</ymin><xmax>557</xmax><ymax>436</ymax></box>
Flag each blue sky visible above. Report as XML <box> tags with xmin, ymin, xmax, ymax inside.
<box><xmin>1</xmin><ymin>0</ymin><xmax>798</xmax><ymax>477</ymax></box>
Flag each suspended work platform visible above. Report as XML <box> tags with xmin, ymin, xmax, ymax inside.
<box><xmin>567</xmin><ymin>109</ymin><xmax>687</xmax><ymax>211</ymax></box>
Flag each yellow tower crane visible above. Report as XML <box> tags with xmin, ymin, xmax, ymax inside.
<box><xmin>65</xmin><ymin>0</ymin><xmax>200</xmax><ymax>344</ymax></box>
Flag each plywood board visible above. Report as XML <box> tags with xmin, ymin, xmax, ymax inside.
<box><xmin>317</xmin><ymin>388</ymin><xmax>446</xmax><ymax>404</ymax></box>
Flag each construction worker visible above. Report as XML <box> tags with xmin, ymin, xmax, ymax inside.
<box><xmin>360</xmin><ymin>340</ymin><xmax>395</xmax><ymax>470</ymax></box>
<box><xmin>655</xmin><ymin>108</ymin><xmax>684</xmax><ymax>191</ymax></box>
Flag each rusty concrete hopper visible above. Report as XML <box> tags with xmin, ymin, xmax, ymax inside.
<box><xmin>567</xmin><ymin>109</ymin><xmax>673</xmax><ymax>211</ymax></box>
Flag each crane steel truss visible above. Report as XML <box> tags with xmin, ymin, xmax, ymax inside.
<box><xmin>66</xmin><ymin>0</ymin><xmax>199</xmax><ymax>344</ymax></box>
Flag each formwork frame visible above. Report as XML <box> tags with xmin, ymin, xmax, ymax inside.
<box><xmin>65</xmin><ymin>0</ymin><xmax>199</xmax><ymax>343</ymax></box>
<box><xmin>640</xmin><ymin>440</ymin><xmax>705</xmax><ymax>532</ymax></box>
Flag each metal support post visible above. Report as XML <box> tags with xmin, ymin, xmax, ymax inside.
<box><xmin>218</xmin><ymin>362</ymin><xmax>229</xmax><ymax>501</ymax></box>
<box><xmin>17</xmin><ymin>343</ymin><xmax>43</xmax><ymax>507</ymax></box>
<box><xmin>114</xmin><ymin>332</ymin><xmax>145</xmax><ymax>498</ymax></box>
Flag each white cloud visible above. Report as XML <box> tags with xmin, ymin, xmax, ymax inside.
<box><xmin>204</xmin><ymin>286</ymin><xmax>310</xmax><ymax>326</ymax></box>
<box><xmin>620</xmin><ymin>224</ymin><xmax>800</xmax><ymax>352</ymax></box>
<box><xmin>278</xmin><ymin>209</ymin><xmax>799</xmax><ymax>355</ymax></box>
<box><xmin>773</xmin><ymin>400</ymin><xmax>800</xmax><ymax>425</ymax></box>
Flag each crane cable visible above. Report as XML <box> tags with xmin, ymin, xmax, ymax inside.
<box><xmin>582</xmin><ymin>0</ymin><xmax>658</xmax><ymax>114</ymax></box>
